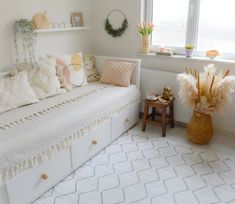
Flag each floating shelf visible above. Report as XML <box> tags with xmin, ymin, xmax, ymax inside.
<box><xmin>35</xmin><ymin>26</ymin><xmax>91</xmax><ymax>34</ymax></box>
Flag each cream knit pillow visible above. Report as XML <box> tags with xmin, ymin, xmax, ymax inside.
<box><xmin>100</xmin><ymin>61</ymin><xmax>135</xmax><ymax>87</ymax></box>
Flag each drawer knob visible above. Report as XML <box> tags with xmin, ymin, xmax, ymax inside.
<box><xmin>125</xmin><ymin>118</ymin><xmax>130</xmax><ymax>122</ymax></box>
<box><xmin>92</xmin><ymin>140</ymin><xmax>98</xmax><ymax>145</ymax></box>
<box><xmin>41</xmin><ymin>173</ymin><xmax>48</xmax><ymax>180</ymax></box>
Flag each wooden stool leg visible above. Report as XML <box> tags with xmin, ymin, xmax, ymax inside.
<box><xmin>170</xmin><ymin>101</ymin><xmax>174</xmax><ymax>128</ymax></box>
<box><xmin>142</xmin><ymin>103</ymin><xmax>149</xmax><ymax>131</ymax></box>
<box><xmin>151</xmin><ymin>107</ymin><xmax>156</xmax><ymax>120</ymax></box>
<box><xmin>162</xmin><ymin>106</ymin><xmax>166</xmax><ymax>137</ymax></box>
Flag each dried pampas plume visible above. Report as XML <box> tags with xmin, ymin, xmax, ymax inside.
<box><xmin>177</xmin><ymin>64</ymin><xmax>235</xmax><ymax>114</ymax></box>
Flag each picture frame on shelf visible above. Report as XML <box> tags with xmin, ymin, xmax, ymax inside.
<box><xmin>70</xmin><ymin>12</ymin><xmax>84</xmax><ymax>27</ymax></box>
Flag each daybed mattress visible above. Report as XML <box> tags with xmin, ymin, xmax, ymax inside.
<box><xmin>0</xmin><ymin>82</ymin><xmax>140</xmax><ymax>183</ymax></box>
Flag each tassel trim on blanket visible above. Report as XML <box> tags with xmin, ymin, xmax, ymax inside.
<box><xmin>0</xmin><ymin>85</ymin><xmax>109</xmax><ymax>132</ymax></box>
<box><xmin>0</xmin><ymin>98</ymin><xmax>140</xmax><ymax>183</ymax></box>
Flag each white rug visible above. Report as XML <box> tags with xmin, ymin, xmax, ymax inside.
<box><xmin>33</xmin><ymin>126</ymin><xmax>235</xmax><ymax>204</ymax></box>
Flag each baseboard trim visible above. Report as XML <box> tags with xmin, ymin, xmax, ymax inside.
<box><xmin>139</xmin><ymin>112</ymin><xmax>235</xmax><ymax>138</ymax></box>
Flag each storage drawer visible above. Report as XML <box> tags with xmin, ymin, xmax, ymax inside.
<box><xmin>6</xmin><ymin>149</ymin><xmax>71</xmax><ymax>204</ymax></box>
<box><xmin>112</xmin><ymin>103</ymin><xmax>139</xmax><ymax>139</ymax></box>
<box><xmin>129</xmin><ymin>103</ymin><xmax>140</xmax><ymax>127</ymax></box>
<box><xmin>71</xmin><ymin>122</ymin><xmax>111</xmax><ymax>169</ymax></box>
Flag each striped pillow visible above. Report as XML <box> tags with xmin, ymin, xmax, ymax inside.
<box><xmin>100</xmin><ymin>61</ymin><xmax>135</xmax><ymax>87</ymax></box>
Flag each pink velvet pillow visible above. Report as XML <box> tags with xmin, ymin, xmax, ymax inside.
<box><xmin>100</xmin><ymin>61</ymin><xmax>135</xmax><ymax>87</ymax></box>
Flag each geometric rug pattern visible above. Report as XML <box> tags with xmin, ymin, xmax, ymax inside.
<box><xmin>33</xmin><ymin>127</ymin><xmax>235</xmax><ymax>204</ymax></box>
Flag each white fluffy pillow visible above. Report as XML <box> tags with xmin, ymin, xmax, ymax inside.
<box><xmin>17</xmin><ymin>58</ymin><xmax>65</xmax><ymax>100</ymax></box>
<box><xmin>0</xmin><ymin>71</ymin><xmax>39</xmax><ymax>114</ymax></box>
<box><xmin>29</xmin><ymin>58</ymin><xmax>65</xmax><ymax>99</ymax></box>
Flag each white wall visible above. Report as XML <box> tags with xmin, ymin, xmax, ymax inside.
<box><xmin>92</xmin><ymin>0</ymin><xmax>235</xmax><ymax>136</ymax></box>
<box><xmin>92</xmin><ymin>0</ymin><xmax>142</xmax><ymax>58</ymax></box>
<box><xmin>0</xmin><ymin>0</ymin><xmax>93</xmax><ymax>71</ymax></box>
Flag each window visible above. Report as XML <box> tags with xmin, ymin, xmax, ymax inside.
<box><xmin>197</xmin><ymin>0</ymin><xmax>235</xmax><ymax>54</ymax></box>
<box><xmin>146</xmin><ymin>0</ymin><xmax>235</xmax><ymax>58</ymax></box>
<box><xmin>152</xmin><ymin>0</ymin><xmax>189</xmax><ymax>47</ymax></box>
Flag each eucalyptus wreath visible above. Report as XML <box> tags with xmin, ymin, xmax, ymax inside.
<box><xmin>104</xmin><ymin>10</ymin><xmax>128</xmax><ymax>38</ymax></box>
<box><xmin>14</xmin><ymin>19</ymin><xmax>37</xmax><ymax>66</ymax></box>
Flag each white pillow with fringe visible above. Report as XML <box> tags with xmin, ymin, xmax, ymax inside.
<box><xmin>0</xmin><ymin>71</ymin><xmax>39</xmax><ymax>113</ymax></box>
<box><xmin>16</xmin><ymin>58</ymin><xmax>65</xmax><ymax>100</ymax></box>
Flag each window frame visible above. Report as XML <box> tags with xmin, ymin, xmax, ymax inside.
<box><xmin>145</xmin><ymin>0</ymin><xmax>235</xmax><ymax>59</ymax></box>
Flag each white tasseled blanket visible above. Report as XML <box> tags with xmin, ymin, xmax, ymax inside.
<box><xmin>0</xmin><ymin>82</ymin><xmax>140</xmax><ymax>183</ymax></box>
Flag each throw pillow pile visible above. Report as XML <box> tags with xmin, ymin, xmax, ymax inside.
<box><xmin>0</xmin><ymin>53</ymin><xmax>101</xmax><ymax>114</ymax></box>
<box><xmin>0</xmin><ymin>55</ymin><xmax>136</xmax><ymax>114</ymax></box>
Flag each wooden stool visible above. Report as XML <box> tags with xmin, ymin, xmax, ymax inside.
<box><xmin>142</xmin><ymin>99</ymin><xmax>175</xmax><ymax>137</ymax></box>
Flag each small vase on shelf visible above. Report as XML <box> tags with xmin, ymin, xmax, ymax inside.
<box><xmin>141</xmin><ymin>35</ymin><xmax>150</xmax><ymax>53</ymax></box>
<box><xmin>185</xmin><ymin>44</ymin><xmax>194</xmax><ymax>57</ymax></box>
<box><xmin>185</xmin><ymin>48</ymin><xmax>194</xmax><ymax>57</ymax></box>
<box><xmin>138</xmin><ymin>22</ymin><xmax>154</xmax><ymax>54</ymax></box>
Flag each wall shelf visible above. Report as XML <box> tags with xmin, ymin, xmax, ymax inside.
<box><xmin>35</xmin><ymin>26</ymin><xmax>91</xmax><ymax>34</ymax></box>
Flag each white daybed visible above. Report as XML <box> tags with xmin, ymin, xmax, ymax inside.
<box><xmin>0</xmin><ymin>56</ymin><xmax>141</xmax><ymax>204</ymax></box>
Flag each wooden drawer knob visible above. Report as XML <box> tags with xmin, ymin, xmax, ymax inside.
<box><xmin>92</xmin><ymin>140</ymin><xmax>98</xmax><ymax>145</ymax></box>
<box><xmin>41</xmin><ymin>173</ymin><xmax>48</xmax><ymax>180</ymax></box>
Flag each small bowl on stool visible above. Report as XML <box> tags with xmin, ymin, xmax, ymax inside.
<box><xmin>146</xmin><ymin>93</ymin><xmax>157</xmax><ymax>101</ymax></box>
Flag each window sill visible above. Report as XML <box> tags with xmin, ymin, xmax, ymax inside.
<box><xmin>138</xmin><ymin>52</ymin><xmax>235</xmax><ymax>64</ymax></box>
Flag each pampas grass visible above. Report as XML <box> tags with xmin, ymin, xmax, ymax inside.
<box><xmin>177</xmin><ymin>64</ymin><xmax>235</xmax><ymax>114</ymax></box>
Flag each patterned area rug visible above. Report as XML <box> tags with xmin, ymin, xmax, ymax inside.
<box><xmin>34</xmin><ymin>126</ymin><xmax>235</xmax><ymax>204</ymax></box>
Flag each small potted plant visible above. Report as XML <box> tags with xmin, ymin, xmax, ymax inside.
<box><xmin>185</xmin><ymin>44</ymin><xmax>194</xmax><ymax>57</ymax></box>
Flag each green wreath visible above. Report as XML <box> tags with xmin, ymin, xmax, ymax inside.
<box><xmin>104</xmin><ymin>10</ymin><xmax>128</xmax><ymax>38</ymax></box>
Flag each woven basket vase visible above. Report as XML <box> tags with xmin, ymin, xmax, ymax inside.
<box><xmin>186</xmin><ymin>111</ymin><xmax>213</xmax><ymax>144</ymax></box>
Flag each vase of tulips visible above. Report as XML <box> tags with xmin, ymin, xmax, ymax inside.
<box><xmin>138</xmin><ymin>22</ymin><xmax>154</xmax><ymax>53</ymax></box>
<box><xmin>177</xmin><ymin>64</ymin><xmax>235</xmax><ymax>144</ymax></box>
